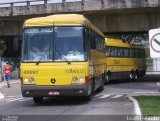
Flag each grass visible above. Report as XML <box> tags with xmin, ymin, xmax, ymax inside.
<box><xmin>134</xmin><ymin>96</ymin><xmax>160</xmax><ymax>115</ymax></box>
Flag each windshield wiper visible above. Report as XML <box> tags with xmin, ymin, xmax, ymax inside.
<box><xmin>35</xmin><ymin>49</ymin><xmax>49</xmax><ymax>65</ymax></box>
<box><xmin>56</xmin><ymin>51</ymin><xmax>71</xmax><ymax>65</ymax></box>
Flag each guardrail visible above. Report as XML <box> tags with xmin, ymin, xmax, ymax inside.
<box><xmin>0</xmin><ymin>0</ymin><xmax>82</xmax><ymax>7</ymax></box>
<box><xmin>0</xmin><ymin>0</ymin><xmax>159</xmax><ymax>8</ymax></box>
<box><xmin>0</xmin><ymin>0</ymin><xmax>160</xmax><ymax>17</ymax></box>
<box><xmin>0</xmin><ymin>0</ymin><xmax>85</xmax><ymax>16</ymax></box>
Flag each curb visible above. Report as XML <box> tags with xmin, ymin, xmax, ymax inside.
<box><xmin>0</xmin><ymin>81</ymin><xmax>6</xmax><ymax>88</ymax></box>
<box><xmin>127</xmin><ymin>96</ymin><xmax>142</xmax><ymax>116</ymax></box>
<box><xmin>0</xmin><ymin>80</ymin><xmax>20</xmax><ymax>100</ymax></box>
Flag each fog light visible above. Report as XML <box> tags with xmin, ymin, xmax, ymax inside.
<box><xmin>29</xmin><ymin>78</ymin><xmax>35</xmax><ymax>84</ymax></box>
<box><xmin>79</xmin><ymin>78</ymin><xmax>85</xmax><ymax>84</ymax></box>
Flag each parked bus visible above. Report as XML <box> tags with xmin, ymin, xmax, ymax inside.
<box><xmin>105</xmin><ymin>38</ymin><xmax>146</xmax><ymax>83</ymax></box>
<box><xmin>21</xmin><ymin>14</ymin><xmax>106</xmax><ymax>103</ymax></box>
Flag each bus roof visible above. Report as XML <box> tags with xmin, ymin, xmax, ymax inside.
<box><xmin>24</xmin><ymin>14</ymin><xmax>104</xmax><ymax>37</ymax></box>
<box><xmin>105</xmin><ymin>38</ymin><xmax>136</xmax><ymax>48</ymax></box>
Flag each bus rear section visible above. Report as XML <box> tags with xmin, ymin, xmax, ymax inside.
<box><xmin>105</xmin><ymin>38</ymin><xmax>146</xmax><ymax>83</ymax></box>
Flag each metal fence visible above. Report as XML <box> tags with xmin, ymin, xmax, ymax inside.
<box><xmin>0</xmin><ymin>0</ymin><xmax>82</xmax><ymax>7</ymax></box>
<box><xmin>0</xmin><ymin>57</ymin><xmax>20</xmax><ymax>81</ymax></box>
<box><xmin>146</xmin><ymin>57</ymin><xmax>160</xmax><ymax>72</ymax></box>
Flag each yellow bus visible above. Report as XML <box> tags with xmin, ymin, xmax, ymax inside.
<box><xmin>105</xmin><ymin>38</ymin><xmax>146</xmax><ymax>83</ymax></box>
<box><xmin>21</xmin><ymin>14</ymin><xmax>106</xmax><ymax>103</ymax></box>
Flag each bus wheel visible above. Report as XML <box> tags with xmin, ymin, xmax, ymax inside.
<box><xmin>33</xmin><ymin>97</ymin><xmax>43</xmax><ymax>104</ymax></box>
<box><xmin>135</xmin><ymin>70</ymin><xmax>139</xmax><ymax>79</ymax></box>
<box><xmin>105</xmin><ymin>74</ymin><xmax>110</xmax><ymax>84</ymax></box>
<box><xmin>129</xmin><ymin>72</ymin><xmax>136</xmax><ymax>81</ymax></box>
<box><xmin>134</xmin><ymin>74</ymin><xmax>138</xmax><ymax>80</ymax></box>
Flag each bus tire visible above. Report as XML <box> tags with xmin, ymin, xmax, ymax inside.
<box><xmin>135</xmin><ymin>70</ymin><xmax>139</xmax><ymax>79</ymax></box>
<box><xmin>105</xmin><ymin>72</ymin><xmax>110</xmax><ymax>84</ymax></box>
<box><xmin>105</xmin><ymin>75</ymin><xmax>110</xmax><ymax>84</ymax></box>
<box><xmin>134</xmin><ymin>74</ymin><xmax>138</xmax><ymax>80</ymax></box>
<box><xmin>129</xmin><ymin>71</ymin><xmax>136</xmax><ymax>81</ymax></box>
<box><xmin>33</xmin><ymin>97</ymin><xmax>43</xmax><ymax>104</ymax></box>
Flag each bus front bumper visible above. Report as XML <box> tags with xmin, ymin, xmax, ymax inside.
<box><xmin>21</xmin><ymin>84</ymin><xmax>89</xmax><ymax>97</ymax></box>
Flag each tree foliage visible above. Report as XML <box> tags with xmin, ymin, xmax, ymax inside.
<box><xmin>0</xmin><ymin>40</ymin><xmax>6</xmax><ymax>56</ymax></box>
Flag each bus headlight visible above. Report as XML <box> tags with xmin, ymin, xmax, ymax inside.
<box><xmin>79</xmin><ymin>77</ymin><xmax>85</xmax><ymax>84</ymax></box>
<box><xmin>72</xmin><ymin>77</ymin><xmax>85</xmax><ymax>84</ymax></box>
<box><xmin>23</xmin><ymin>78</ymin><xmax>35</xmax><ymax>84</ymax></box>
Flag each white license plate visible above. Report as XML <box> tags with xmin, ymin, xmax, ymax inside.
<box><xmin>48</xmin><ymin>91</ymin><xmax>60</xmax><ymax>95</ymax></box>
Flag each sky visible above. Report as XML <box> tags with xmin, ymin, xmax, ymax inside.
<box><xmin>0</xmin><ymin>0</ymin><xmax>81</xmax><ymax>4</ymax></box>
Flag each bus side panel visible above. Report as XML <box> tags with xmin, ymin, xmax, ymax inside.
<box><xmin>105</xmin><ymin>57</ymin><xmax>146</xmax><ymax>80</ymax></box>
<box><xmin>90</xmin><ymin>50</ymin><xmax>106</xmax><ymax>90</ymax></box>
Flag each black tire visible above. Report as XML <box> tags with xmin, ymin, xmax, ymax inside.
<box><xmin>97</xmin><ymin>85</ymin><xmax>104</xmax><ymax>92</ymax></box>
<box><xmin>33</xmin><ymin>97</ymin><xmax>43</xmax><ymax>104</ymax></box>
<box><xmin>105</xmin><ymin>75</ymin><xmax>110</xmax><ymax>84</ymax></box>
<box><xmin>105</xmin><ymin>72</ymin><xmax>111</xmax><ymax>84</ymax></box>
<box><xmin>129</xmin><ymin>71</ymin><xmax>137</xmax><ymax>81</ymax></box>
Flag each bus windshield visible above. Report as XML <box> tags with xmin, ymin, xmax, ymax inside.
<box><xmin>22</xmin><ymin>27</ymin><xmax>86</xmax><ymax>62</ymax></box>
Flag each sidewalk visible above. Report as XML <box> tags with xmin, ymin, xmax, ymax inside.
<box><xmin>0</xmin><ymin>79</ymin><xmax>20</xmax><ymax>88</ymax></box>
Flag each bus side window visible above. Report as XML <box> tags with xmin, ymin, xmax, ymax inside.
<box><xmin>102</xmin><ymin>38</ymin><xmax>105</xmax><ymax>50</ymax></box>
<box><xmin>124</xmin><ymin>48</ymin><xmax>129</xmax><ymax>57</ymax></box>
<box><xmin>97</xmin><ymin>35</ymin><xmax>101</xmax><ymax>50</ymax></box>
<box><xmin>143</xmin><ymin>49</ymin><xmax>146</xmax><ymax>58</ymax></box>
<box><xmin>111</xmin><ymin>47</ymin><xmax>117</xmax><ymax>57</ymax></box>
<box><xmin>86</xmin><ymin>28</ymin><xmax>91</xmax><ymax>53</ymax></box>
<box><xmin>90</xmin><ymin>30</ymin><xmax>96</xmax><ymax>49</ymax></box>
<box><xmin>134</xmin><ymin>49</ymin><xmax>139</xmax><ymax>58</ymax></box>
<box><xmin>118</xmin><ymin>47</ymin><xmax>123</xmax><ymax>57</ymax></box>
<box><xmin>95</xmin><ymin>33</ymin><xmax>99</xmax><ymax>50</ymax></box>
<box><xmin>101</xmin><ymin>37</ymin><xmax>105</xmax><ymax>51</ymax></box>
<box><xmin>138</xmin><ymin>49</ymin><xmax>141</xmax><ymax>58</ymax></box>
<box><xmin>96</xmin><ymin>33</ymin><xmax>101</xmax><ymax>50</ymax></box>
<box><xmin>129</xmin><ymin>49</ymin><xmax>134</xmax><ymax>58</ymax></box>
<box><xmin>106</xmin><ymin>46</ymin><xmax>111</xmax><ymax>56</ymax></box>
<box><xmin>140</xmin><ymin>49</ymin><xmax>145</xmax><ymax>58</ymax></box>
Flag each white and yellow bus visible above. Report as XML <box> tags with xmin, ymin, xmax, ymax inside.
<box><xmin>105</xmin><ymin>38</ymin><xmax>146</xmax><ymax>83</ymax></box>
<box><xmin>21</xmin><ymin>14</ymin><xmax>106</xmax><ymax>103</ymax></box>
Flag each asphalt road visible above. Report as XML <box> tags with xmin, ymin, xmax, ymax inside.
<box><xmin>0</xmin><ymin>74</ymin><xmax>159</xmax><ymax>121</ymax></box>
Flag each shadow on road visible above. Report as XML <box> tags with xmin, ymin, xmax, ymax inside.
<box><xmin>27</xmin><ymin>96</ymin><xmax>90</xmax><ymax>106</ymax></box>
<box><xmin>107</xmin><ymin>74</ymin><xmax>160</xmax><ymax>84</ymax></box>
<box><xmin>138</xmin><ymin>74</ymin><xmax>160</xmax><ymax>82</ymax></box>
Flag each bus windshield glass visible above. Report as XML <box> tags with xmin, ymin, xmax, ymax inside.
<box><xmin>54</xmin><ymin>27</ymin><xmax>86</xmax><ymax>61</ymax></box>
<box><xmin>22</xmin><ymin>27</ymin><xmax>86</xmax><ymax>62</ymax></box>
<box><xmin>22</xmin><ymin>28</ymin><xmax>53</xmax><ymax>62</ymax></box>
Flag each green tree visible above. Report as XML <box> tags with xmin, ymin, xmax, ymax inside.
<box><xmin>0</xmin><ymin>40</ymin><xmax>6</xmax><ymax>56</ymax></box>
